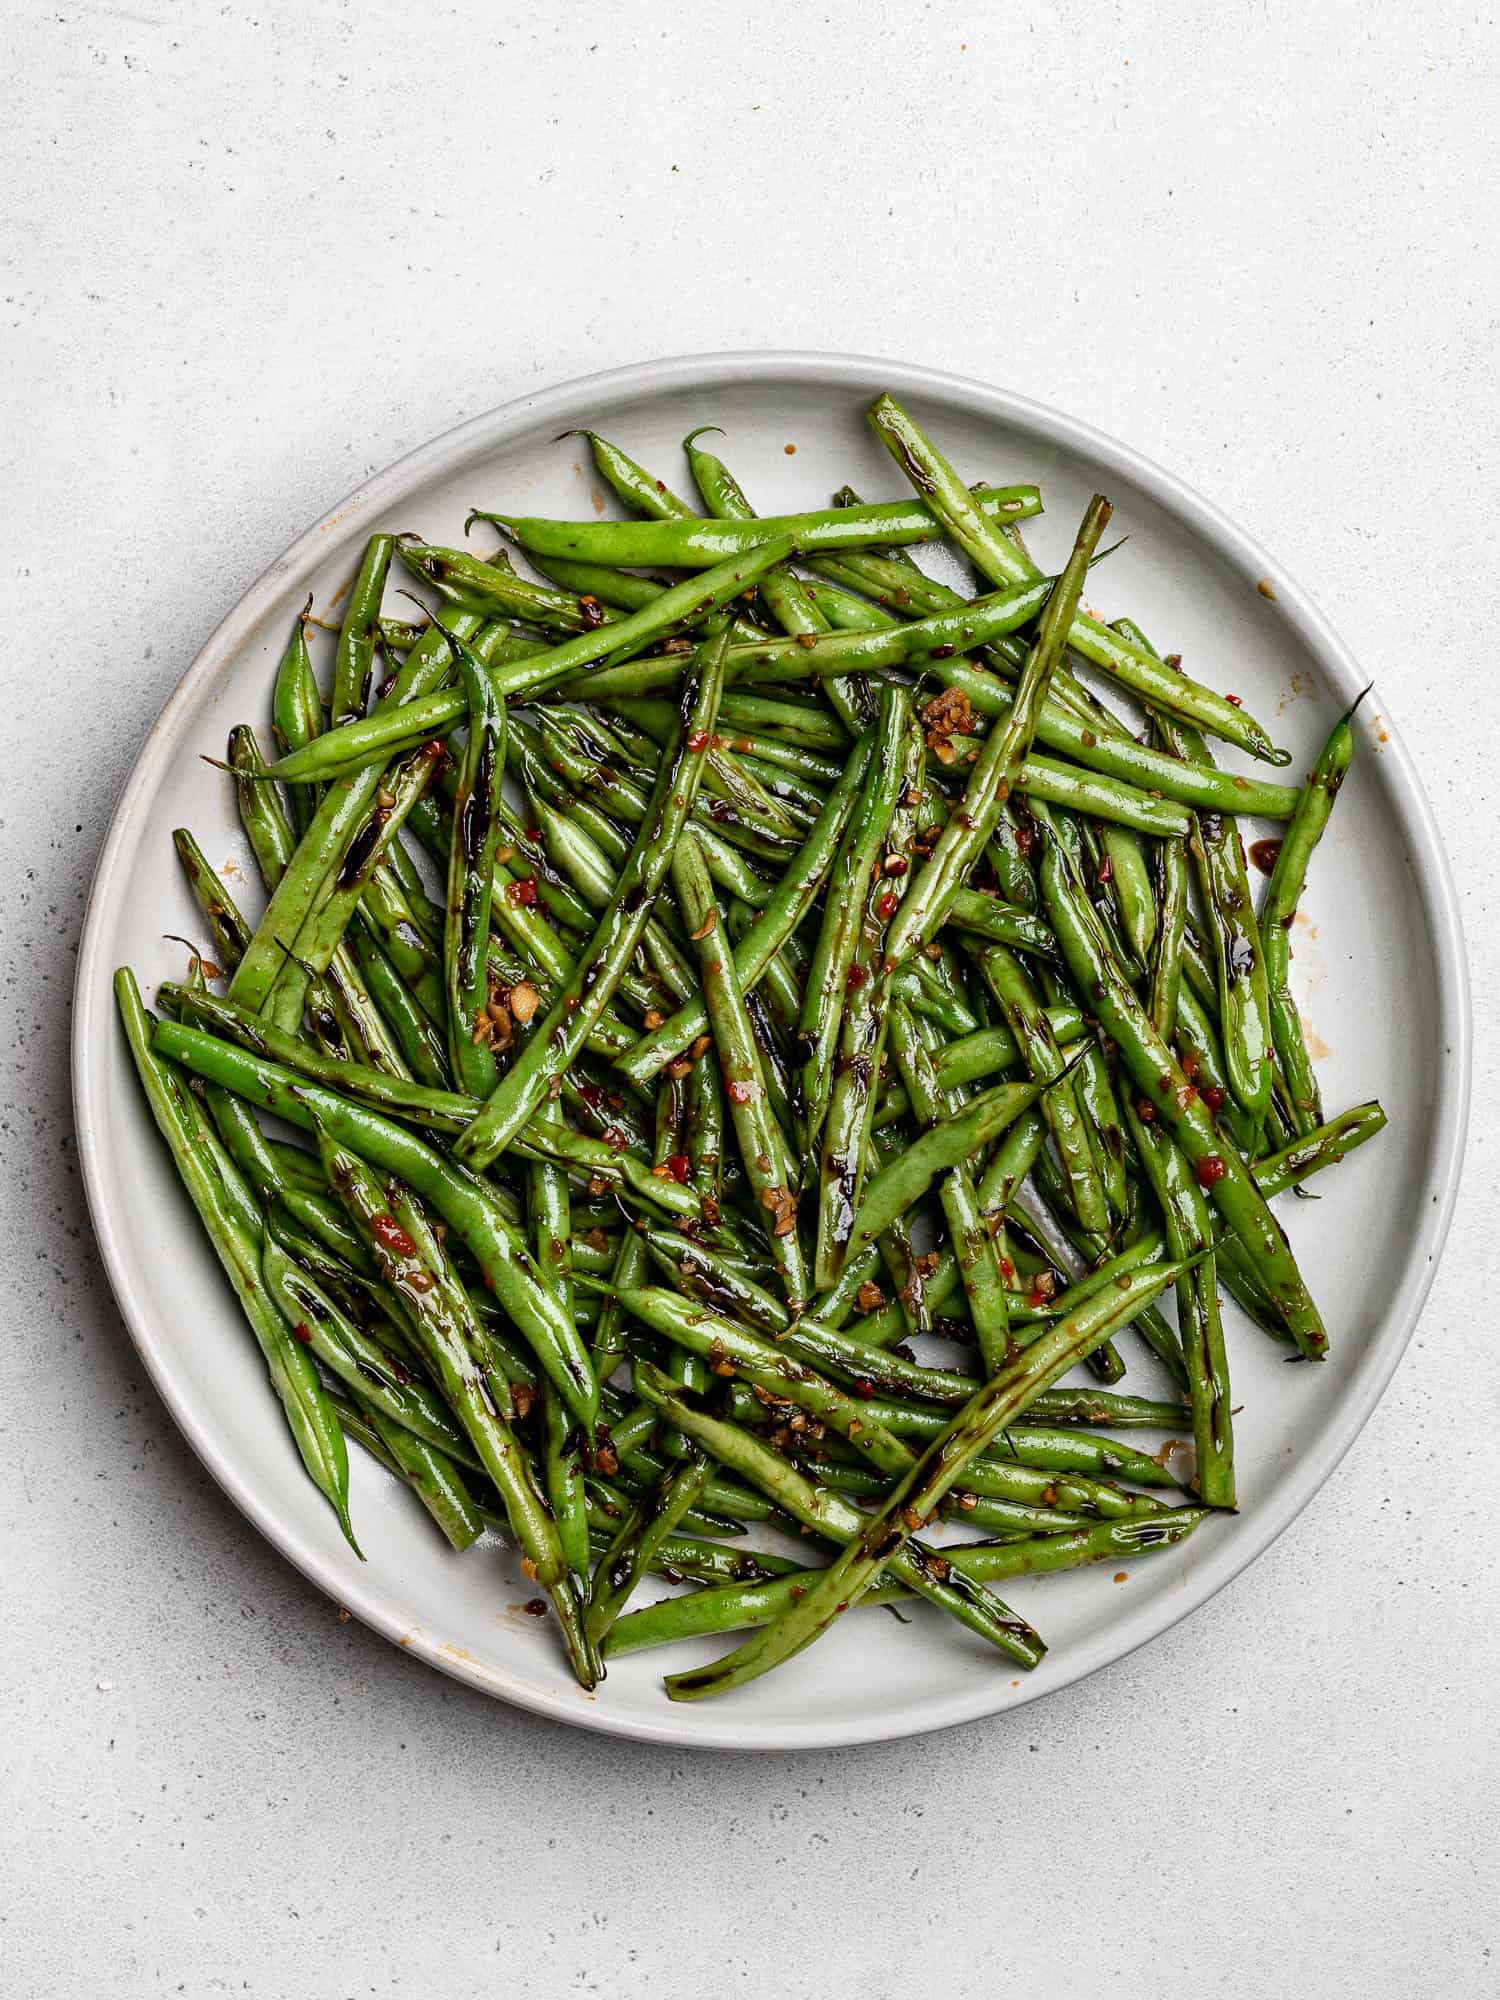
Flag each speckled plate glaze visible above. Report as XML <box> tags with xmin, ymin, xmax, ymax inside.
<box><xmin>72</xmin><ymin>354</ymin><xmax>1470</xmax><ymax>1750</ymax></box>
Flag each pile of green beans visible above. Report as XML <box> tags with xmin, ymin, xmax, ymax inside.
<box><xmin>116</xmin><ymin>393</ymin><xmax>1383</xmax><ymax>1702</ymax></box>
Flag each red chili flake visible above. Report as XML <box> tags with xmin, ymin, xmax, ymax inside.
<box><xmin>686</xmin><ymin>729</ymin><xmax>710</xmax><ymax>751</ymax></box>
<box><xmin>522</xmin><ymin>1598</ymin><xmax>548</xmax><ymax>1617</ymax></box>
<box><xmin>1195</xmin><ymin>1154</ymin><xmax>1228</xmax><ymax>1188</ymax></box>
<box><xmin>421</xmin><ymin>739</ymin><xmax>448</xmax><ymax>760</ymax></box>
<box><xmin>506</xmin><ymin>876</ymin><xmax>539</xmax><ymax>906</ymax></box>
<box><xmin>664</xmin><ymin>1153</ymin><xmax>692</xmax><ymax>1184</ymax></box>
<box><xmin>1225</xmin><ymin>693</ymin><xmax>1243</xmax><ymax>707</ymax></box>
<box><xmin>845</xmin><ymin>963</ymin><xmax>868</xmax><ymax>992</ymax></box>
<box><xmin>1202</xmin><ymin>1084</ymin><xmax>1226</xmax><ymax>1112</ymax></box>
<box><xmin>725</xmin><ymin>1078</ymin><xmax>752</xmax><ymax>1105</ymax></box>
<box><xmin>1097</xmin><ymin>855</ymin><xmax>1114</xmax><ymax>884</ymax></box>
<box><xmin>851</xmin><ymin>1378</ymin><xmax>876</xmax><ymax>1400</ymax></box>
<box><xmin>578</xmin><ymin>1083</ymin><xmax>604</xmax><ymax>1109</ymax></box>
<box><xmin>1013</xmin><ymin>823</ymin><xmax>1036</xmax><ymax>857</ymax></box>
<box><xmin>876</xmin><ymin>892</ymin><xmax>899</xmax><ymax>920</ymax></box>
<box><xmin>370</xmin><ymin>1214</ymin><xmax>417</xmax><ymax>1258</ymax></box>
<box><xmin>292</xmin><ymin>1321</ymin><xmax>314</xmax><ymax>1344</ymax></box>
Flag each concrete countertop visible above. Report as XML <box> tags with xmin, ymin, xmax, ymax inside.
<box><xmin>2</xmin><ymin>2</ymin><xmax>1494</xmax><ymax>1993</ymax></box>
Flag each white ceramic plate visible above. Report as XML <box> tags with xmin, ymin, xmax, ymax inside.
<box><xmin>73</xmin><ymin>353</ymin><xmax>1470</xmax><ymax>1750</ymax></box>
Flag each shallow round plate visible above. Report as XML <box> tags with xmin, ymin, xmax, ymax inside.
<box><xmin>73</xmin><ymin>352</ymin><xmax>1470</xmax><ymax>1749</ymax></box>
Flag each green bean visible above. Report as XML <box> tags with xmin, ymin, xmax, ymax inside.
<box><xmin>114</xmin><ymin>970</ymin><xmax>359</xmax><ymax>1552</ymax></box>
<box><xmin>814</xmin><ymin>698</ymin><xmax>918</xmax><ymax>1284</ymax></box>
<box><xmin>172</xmin><ymin>825</ymin><xmax>254</xmax><ymax>974</ymax></box>
<box><xmin>344</xmin><ymin>918</ymin><xmax>449</xmax><ymax>1087</ymax></box>
<box><xmin>684</xmin><ymin>426</ymin><xmax>875</xmax><ymax>735</ymax></box>
<box><xmin>798</xmin><ymin>691</ymin><xmax>908</xmax><ymax>1150</ymax></box>
<box><xmin>727</xmin><ymin>1388</ymin><xmax>1187</xmax><ymax>1488</ymax></box>
<box><xmin>439</xmin><ymin>628</ymin><xmax>508</xmax><ymax>1095</ymax></box>
<box><xmin>529</xmin><ymin>1098</ymin><xmax>590</xmax><ymax>1580</ymax></box>
<box><xmin>663</xmin><ymin>1256</ymin><xmax>1185</xmax><ymax>1699</ymax></box>
<box><xmin>1165</xmin><ymin>711</ymin><xmax>1272</xmax><ymax>1125</ymax></box>
<box><xmin>122</xmin><ymin>404</ymin><xmax>1393</xmax><ymax>1707</ymax></box>
<box><xmin>868</xmin><ymin>395</ymin><xmax>1282</xmax><ymax>761</ymax></box>
<box><xmin>607</xmin><ymin>1509</ymin><xmax>1207</xmax><ymax>1658</ymax></box>
<box><xmin>1122</xmin><ymin>1097</ymin><xmax>1236</xmax><ymax>1508</ymax></box>
<box><xmin>976</xmin><ymin>942</ymin><xmax>1109</xmax><ymax>1237</ymax></box>
<box><xmin>228</xmin><ymin>610</ymin><xmax>484</xmax><ymax>1015</ymax></box>
<box><xmin>271</xmin><ymin>599</ymin><xmax>323</xmax><ymax>837</ymax></box>
<box><xmin>224</xmin><ymin>725</ymin><xmax>402</xmax><ymax>1065</ymax></box>
<box><xmin>477</xmin><ymin>483</ymin><xmax>1044</xmax><ymax>566</ymax></box>
<box><xmin>525</xmin><ymin>552</ymin><xmax>770</xmax><ymax>648</ymax></box>
<box><xmin>944</xmin><ymin>888</ymin><xmax>1058</xmax><ymax>960</ymax></box>
<box><xmin>670</xmin><ymin>828</ymin><xmax>807</xmax><ymax>1305</ymax></box>
<box><xmin>454</xmin><ymin>628</ymin><xmax>728</xmax><ymax>1171</ymax></box>
<box><xmin>365</xmin><ymin>1405</ymin><xmax>486</xmax><ymax>1553</ymax></box>
<box><xmin>1260</xmin><ymin>699</ymin><xmax>1362</xmax><ymax>1133</ymax></box>
<box><xmin>1073</xmin><ymin>1037</ymin><xmax>1131</xmax><ymax>1222</ymax></box>
<box><xmin>1149</xmin><ymin>812</ymin><xmax>1190</xmax><ymax>1043</ymax></box>
<box><xmin>152</xmin><ymin>1018</ymin><xmax>603</xmax><ymax>1421</ymax></box>
<box><xmin>888</xmin><ymin>1002</ymin><xmax>1012</xmax><ymax>1374</ymax></box>
<box><xmin>885</xmin><ymin>492</ymin><xmax>1110</xmax><ymax>959</ymax></box>
<box><xmin>563</xmin><ymin>428</ymin><xmax>697</xmax><ymax>519</ymax></box>
<box><xmin>252</xmin><ymin>540</ymin><xmax>796</xmax><ymax>795</ymax></box>
<box><xmin>260</xmin><ymin>1225</ymin><xmax>473</xmax><ymax>1464</ymax></box>
<box><xmin>1034</xmin><ymin>817</ymin><xmax>1329</xmax><ymax>1358</ymax></box>
<box><xmin>906</xmin><ymin>653</ymin><xmax>1304</xmax><ymax>819</ymax></box>
<box><xmin>317</xmin><ymin>1129</ymin><xmax>597</xmax><ymax>1682</ymax></box>
<box><xmin>600</xmin><ymin>1282</ymin><xmax>914</xmax><ymax>1478</ymax></box>
<box><xmin>586</xmin><ymin>1448</ymin><xmax>712</xmax><ymax>1645</ymax></box>
<box><xmin>632</xmin><ymin>1363</ymin><xmax>1043</xmax><ymax>1665</ymax></box>
<box><xmin>565</xmin><ymin>579</ymin><xmax>1050</xmax><ymax>702</ymax></box>
<box><xmin>330</xmin><ymin>534</ymin><xmax>394</xmax><ymax>726</ymax></box>
<box><xmin>399</xmin><ymin>539</ymin><xmax>628</xmax><ymax>636</ymax></box>
<box><xmin>516</xmin><ymin>716</ymin><xmax>781</xmax><ymax>906</ymax></box>
<box><xmin>327</xmin><ymin>1389</ymin><xmax>485</xmax><ymax>1552</ymax></box>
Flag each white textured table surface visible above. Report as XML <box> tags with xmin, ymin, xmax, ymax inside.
<box><xmin>3</xmin><ymin>4</ymin><xmax>1496</xmax><ymax>1994</ymax></box>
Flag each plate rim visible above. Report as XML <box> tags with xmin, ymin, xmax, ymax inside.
<box><xmin>72</xmin><ymin>349</ymin><xmax>1472</xmax><ymax>1751</ymax></box>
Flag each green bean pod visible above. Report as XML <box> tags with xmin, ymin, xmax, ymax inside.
<box><xmin>114</xmin><ymin>970</ymin><xmax>359</xmax><ymax>1553</ymax></box>
<box><xmin>1034</xmin><ymin>819</ymin><xmax>1329</xmax><ymax>1359</ymax></box>
<box><xmin>441</xmin><ymin>629</ymin><xmax>508</xmax><ymax>1095</ymax></box>
<box><xmin>671</xmin><ymin>829</ymin><xmax>808</xmax><ymax>1306</ymax></box>
<box><xmin>632</xmin><ymin>1363</ymin><xmax>1043</xmax><ymax>1666</ymax></box>
<box><xmin>476</xmin><ymin>483</ymin><xmax>1043</xmax><ymax>565</ymax></box>
<box><xmin>151</xmin><ymin>1018</ymin><xmax>603</xmax><ymax>1422</ymax></box>
<box><xmin>454</xmin><ymin>627</ymin><xmax>729</xmax><ymax>1171</ymax></box>
<box><xmin>607</xmin><ymin>1508</ymin><xmax>1207</xmax><ymax>1658</ymax></box>
<box><xmin>1260</xmin><ymin>700</ymin><xmax>1361</xmax><ymax>1133</ymax></box>
<box><xmin>885</xmin><ymin>493</ymin><xmax>1111</xmax><ymax>960</ymax></box>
